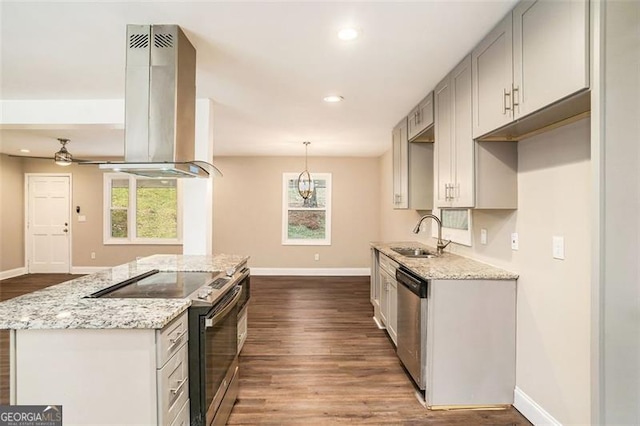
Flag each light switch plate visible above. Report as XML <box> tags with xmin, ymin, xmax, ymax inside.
<box><xmin>511</xmin><ymin>233</ymin><xmax>519</xmax><ymax>250</ymax></box>
<box><xmin>553</xmin><ymin>236</ymin><xmax>565</xmax><ymax>260</ymax></box>
<box><xmin>78</xmin><ymin>215</ymin><xmax>86</xmax><ymax>222</ymax></box>
<box><xmin>480</xmin><ymin>229</ymin><xmax>488</xmax><ymax>245</ymax></box>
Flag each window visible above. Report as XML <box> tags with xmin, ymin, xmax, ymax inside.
<box><xmin>103</xmin><ymin>174</ymin><xmax>181</xmax><ymax>244</ymax></box>
<box><xmin>282</xmin><ymin>172</ymin><xmax>331</xmax><ymax>245</ymax></box>
<box><xmin>432</xmin><ymin>208</ymin><xmax>472</xmax><ymax>247</ymax></box>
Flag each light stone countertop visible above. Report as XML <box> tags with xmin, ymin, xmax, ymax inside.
<box><xmin>0</xmin><ymin>254</ymin><xmax>249</xmax><ymax>330</ymax></box>
<box><xmin>371</xmin><ymin>242</ymin><xmax>518</xmax><ymax>280</ymax></box>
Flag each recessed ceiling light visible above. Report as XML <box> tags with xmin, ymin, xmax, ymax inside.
<box><xmin>338</xmin><ymin>28</ymin><xmax>359</xmax><ymax>41</ymax></box>
<box><xmin>20</xmin><ymin>149</ymin><xmax>30</xmax><ymax>153</ymax></box>
<box><xmin>323</xmin><ymin>95</ymin><xmax>344</xmax><ymax>103</ymax></box>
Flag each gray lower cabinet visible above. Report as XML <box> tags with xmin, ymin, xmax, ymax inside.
<box><xmin>372</xmin><ymin>251</ymin><xmax>398</xmax><ymax>346</ymax></box>
<box><xmin>425</xmin><ymin>279</ymin><xmax>516</xmax><ymax>407</ymax></box>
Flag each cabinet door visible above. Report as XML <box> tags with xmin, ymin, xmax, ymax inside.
<box><xmin>434</xmin><ymin>75</ymin><xmax>453</xmax><ymax>208</ymax></box>
<box><xmin>379</xmin><ymin>272</ymin><xmax>389</xmax><ymax>325</ymax></box>
<box><xmin>408</xmin><ymin>92</ymin><xmax>434</xmax><ymax>141</ymax></box>
<box><xmin>388</xmin><ymin>278</ymin><xmax>398</xmax><ymax>346</ymax></box>
<box><xmin>451</xmin><ymin>55</ymin><xmax>474</xmax><ymax>208</ymax></box>
<box><xmin>472</xmin><ymin>14</ymin><xmax>513</xmax><ymax>139</ymax></box>
<box><xmin>513</xmin><ymin>0</ymin><xmax>589</xmax><ymax>119</ymax></box>
<box><xmin>392</xmin><ymin>118</ymin><xmax>409</xmax><ymax>209</ymax></box>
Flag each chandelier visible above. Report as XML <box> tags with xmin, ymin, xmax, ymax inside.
<box><xmin>297</xmin><ymin>141</ymin><xmax>314</xmax><ymax>200</ymax></box>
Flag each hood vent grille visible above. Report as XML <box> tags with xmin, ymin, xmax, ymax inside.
<box><xmin>129</xmin><ymin>33</ymin><xmax>149</xmax><ymax>49</ymax></box>
<box><xmin>154</xmin><ymin>33</ymin><xmax>174</xmax><ymax>48</ymax></box>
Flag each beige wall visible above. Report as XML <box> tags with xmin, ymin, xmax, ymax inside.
<box><xmin>379</xmin><ymin>118</ymin><xmax>591</xmax><ymax>424</ymax></box>
<box><xmin>212</xmin><ymin>156</ymin><xmax>380</xmax><ymax>269</ymax></box>
<box><xmin>0</xmin><ymin>155</ymin><xmax>26</xmax><ymax>271</ymax></box>
<box><xmin>0</xmin><ymin>158</ymin><xmax>181</xmax><ymax>272</ymax></box>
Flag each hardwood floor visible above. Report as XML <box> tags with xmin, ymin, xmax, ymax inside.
<box><xmin>0</xmin><ymin>274</ymin><xmax>531</xmax><ymax>424</ymax></box>
<box><xmin>228</xmin><ymin>276</ymin><xmax>531</xmax><ymax>425</ymax></box>
<box><xmin>0</xmin><ymin>273</ymin><xmax>82</xmax><ymax>405</ymax></box>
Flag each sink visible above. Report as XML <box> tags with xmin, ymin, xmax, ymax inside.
<box><xmin>391</xmin><ymin>247</ymin><xmax>437</xmax><ymax>258</ymax></box>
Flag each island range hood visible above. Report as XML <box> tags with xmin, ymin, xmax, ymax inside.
<box><xmin>99</xmin><ymin>24</ymin><xmax>219</xmax><ymax>178</ymax></box>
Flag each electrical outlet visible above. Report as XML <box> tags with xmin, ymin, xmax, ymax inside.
<box><xmin>480</xmin><ymin>229</ymin><xmax>488</xmax><ymax>245</ymax></box>
<box><xmin>553</xmin><ymin>236</ymin><xmax>565</xmax><ymax>260</ymax></box>
<box><xmin>314</xmin><ymin>253</ymin><xmax>320</xmax><ymax>261</ymax></box>
<box><xmin>90</xmin><ymin>252</ymin><xmax>96</xmax><ymax>259</ymax></box>
<box><xmin>511</xmin><ymin>233</ymin><xmax>519</xmax><ymax>250</ymax></box>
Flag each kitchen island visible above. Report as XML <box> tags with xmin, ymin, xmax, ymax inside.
<box><xmin>370</xmin><ymin>242</ymin><xmax>518</xmax><ymax>410</ymax></box>
<box><xmin>0</xmin><ymin>254</ymin><xmax>248</xmax><ymax>426</ymax></box>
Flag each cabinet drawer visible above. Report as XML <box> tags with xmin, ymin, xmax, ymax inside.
<box><xmin>156</xmin><ymin>311</ymin><xmax>188</xmax><ymax>367</ymax></box>
<box><xmin>170</xmin><ymin>398</ymin><xmax>190</xmax><ymax>426</ymax></box>
<box><xmin>157</xmin><ymin>342</ymin><xmax>189</xmax><ymax>426</ymax></box>
<box><xmin>379</xmin><ymin>253</ymin><xmax>399</xmax><ymax>276</ymax></box>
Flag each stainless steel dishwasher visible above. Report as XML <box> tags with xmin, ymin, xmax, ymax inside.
<box><xmin>396</xmin><ymin>267</ymin><xmax>429</xmax><ymax>390</ymax></box>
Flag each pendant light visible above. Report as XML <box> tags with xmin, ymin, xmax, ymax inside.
<box><xmin>54</xmin><ymin>138</ymin><xmax>73</xmax><ymax>166</ymax></box>
<box><xmin>297</xmin><ymin>141</ymin><xmax>314</xmax><ymax>200</ymax></box>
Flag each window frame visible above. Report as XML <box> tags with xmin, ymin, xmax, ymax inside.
<box><xmin>103</xmin><ymin>173</ymin><xmax>183</xmax><ymax>245</ymax></box>
<box><xmin>282</xmin><ymin>172</ymin><xmax>332</xmax><ymax>246</ymax></box>
<box><xmin>432</xmin><ymin>207</ymin><xmax>473</xmax><ymax>247</ymax></box>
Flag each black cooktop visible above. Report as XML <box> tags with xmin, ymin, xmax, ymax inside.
<box><xmin>90</xmin><ymin>270</ymin><xmax>219</xmax><ymax>299</ymax></box>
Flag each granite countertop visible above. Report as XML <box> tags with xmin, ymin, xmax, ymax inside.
<box><xmin>371</xmin><ymin>242</ymin><xmax>518</xmax><ymax>280</ymax></box>
<box><xmin>0</xmin><ymin>254</ymin><xmax>249</xmax><ymax>331</ymax></box>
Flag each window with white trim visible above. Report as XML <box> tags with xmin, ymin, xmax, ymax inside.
<box><xmin>282</xmin><ymin>172</ymin><xmax>331</xmax><ymax>245</ymax></box>
<box><xmin>103</xmin><ymin>174</ymin><xmax>182</xmax><ymax>244</ymax></box>
<box><xmin>432</xmin><ymin>207</ymin><xmax>472</xmax><ymax>247</ymax></box>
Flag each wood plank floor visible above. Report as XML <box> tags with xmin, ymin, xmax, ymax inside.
<box><xmin>0</xmin><ymin>273</ymin><xmax>82</xmax><ymax>405</ymax></box>
<box><xmin>228</xmin><ymin>276</ymin><xmax>531</xmax><ymax>425</ymax></box>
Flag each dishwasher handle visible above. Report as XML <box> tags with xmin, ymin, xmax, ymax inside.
<box><xmin>396</xmin><ymin>268</ymin><xmax>428</xmax><ymax>298</ymax></box>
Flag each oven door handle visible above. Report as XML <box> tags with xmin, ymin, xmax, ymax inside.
<box><xmin>205</xmin><ymin>286</ymin><xmax>242</xmax><ymax>328</ymax></box>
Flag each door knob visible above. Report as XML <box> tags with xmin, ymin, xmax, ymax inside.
<box><xmin>64</xmin><ymin>222</ymin><xmax>68</xmax><ymax>226</ymax></box>
<box><xmin>63</xmin><ymin>229</ymin><xmax>68</xmax><ymax>233</ymax></box>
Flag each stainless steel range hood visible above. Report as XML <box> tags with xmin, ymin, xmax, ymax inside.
<box><xmin>99</xmin><ymin>24</ymin><xmax>218</xmax><ymax>178</ymax></box>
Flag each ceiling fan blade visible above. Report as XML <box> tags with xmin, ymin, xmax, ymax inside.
<box><xmin>7</xmin><ymin>154</ymin><xmax>55</xmax><ymax>160</ymax></box>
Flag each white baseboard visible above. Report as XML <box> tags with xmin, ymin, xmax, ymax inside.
<box><xmin>71</xmin><ymin>266</ymin><xmax>109</xmax><ymax>274</ymax></box>
<box><xmin>514</xmin><ymin>387</ymin><xmax>562</xmax><ymax>426</ymax></box>
<box><xmin>0</xmin><ymin>267</ymin><xmax>27</xmax><ymax>280</ymax></box>
<box><xmin>250</xmin><ymin>267</ymin><xmax>371</xmax><ymax>276</ymax></box>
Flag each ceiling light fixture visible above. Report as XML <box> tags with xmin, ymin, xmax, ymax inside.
<box><xmin>323</xmin><ymin>95</ymin><xmax>344</xmax><ymax>103</ymax></box>
<box><xmin>338</xmin><ymin>27</ymin><xmax>359</xmax><ymax>41</ymax></box>
<box><xmin>20</xmin><ymin>149</ymin><xmax>30</xmax><ymax>153</ymax></box>
<box><xmin>297</xmin><ymin>141</ymin><xmax>314</xmax><ymax>200</ymax></box>
<box><xmin>54</xmin><ymin>138</ymin><xmax>73</xmax><ymax>166</ymax></box>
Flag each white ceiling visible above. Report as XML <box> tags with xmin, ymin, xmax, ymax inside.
<box><xmin>0</xmin><ymin>0</ymin><xmax>517</xmax><ymax>159</ymax></box>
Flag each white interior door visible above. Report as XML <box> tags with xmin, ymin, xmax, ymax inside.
<box><xmin>27</xmin><ymin>175</ymin><xmax>71</xmax><ymax>273</ymax></box>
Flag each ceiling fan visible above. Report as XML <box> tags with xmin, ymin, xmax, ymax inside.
<box><xmin>9</xmin><ymin>138</ymin><xmax>93</xmax><ymax>166</ymax></box>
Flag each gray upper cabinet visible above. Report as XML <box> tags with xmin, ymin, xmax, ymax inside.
<box><xmin>392</xmin><ymin>118</ymin><xmax>409</xmax><ymax>209</ymax></box>
<box><xmin>393</xmin><ymin>116</ymin><xmax>434</xmax><ymax>211</ymax></box>
<box><xmin>436</xmin><ymin>54</ymin><xmax>517</xmax><ymax>210</ymax></box>
<box><xmin>408</xmin><ymin>92</ymin><xmax>435</xmax><ymax>142</ymax></box>
<box><xmin>471</xmin><ymin>14</ymin><xmax>513</xmax><ymax>140</ymax></box>
<box><xmin>435</xmin><ymin>55</ymin><xmax>474</xmax><ymax>208</ymax></box>
<box><xmin>472</xmin><ymin>0</ymin><xmax>589</xmax><ymax>140</ymax></box>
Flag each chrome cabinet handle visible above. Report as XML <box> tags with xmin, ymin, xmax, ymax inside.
<box><xmin>503</xmin><ymin>89</ymin><xmax>512</xmax><ymax>114</ymax></box>
<box><xmin>512</xmin><ymin>85</ymin><xmax>520</xmax><ymax>109</ymax></box>
<box><xmin>169</xmin><ymin>329</ymin><xmax>188</xmax><ymax>346</ymax></box>
<box><xmin>170</xmin><ymin>377</ymin><xmax>188</xmax><ymax>395</ymax></box>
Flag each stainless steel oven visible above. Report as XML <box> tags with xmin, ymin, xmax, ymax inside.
<box><xmin>189</xmin><ymin>282</ymin><xmax>242</xmax><ymax>426</ymax></box>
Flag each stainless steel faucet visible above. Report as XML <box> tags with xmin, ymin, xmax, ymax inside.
<box><xmin>412</xmin><ymin>214</ymin><xmax>451</xmax><ymax>255</ymax></box>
